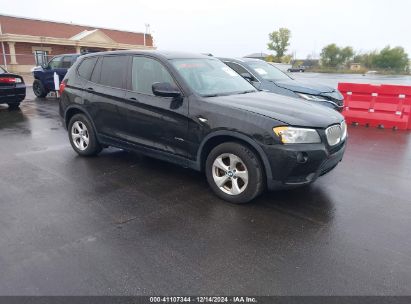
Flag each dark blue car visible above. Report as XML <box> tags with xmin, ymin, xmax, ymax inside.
<box><xmin>219</xmin><ymin>57</ymin><xmax>344</xmax><ymax>112</ymax></box>
<box><xmin>32</xmin><ymin>54</ymin><xmax>80</xmax><ymax>97</ymax></box>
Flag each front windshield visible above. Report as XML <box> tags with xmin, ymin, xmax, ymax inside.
<box><xmin>170</xmin><ymin>58</ymin><xmax>257</xmax><ymax>96</ymax></box>
<box><xmin>248</xmin><ymin>61</ymin><xmax>291</xmax><ymax>81</ymax></box>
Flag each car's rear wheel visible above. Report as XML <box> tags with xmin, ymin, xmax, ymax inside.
<box><xmin>68</xmin><ymin>114</ymin><xmax>102</xmax><ymax>156</ymax></box>
<box><xmin>205</xmin><ymin>142</ymin><xmax>265</xmax><ymax>204</ymax></box>
<box><xmin>7</xmin><ymin>103</ymin><xmax>20</xmax><ymax>110</ymax></box>
<box><xmin>33</xmin><ymin>80</ymin><xmax>48</xmax><ymax>98</ymax></box>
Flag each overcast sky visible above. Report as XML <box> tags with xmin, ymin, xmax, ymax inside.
<box><xmin>1</xmin><ymin>0</ymin><xmax>410</xmax><ymax>58</ymax></box>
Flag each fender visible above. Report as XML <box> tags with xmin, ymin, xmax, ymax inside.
<box><xmin>63</xmin><ymin>104</ymin><xmax>98</xmax><ymax>135</ymax></box>
<box><xmin>195</xmin><ymin>130</ymin><xmax>273</xmax><ymax>181</ymax></box>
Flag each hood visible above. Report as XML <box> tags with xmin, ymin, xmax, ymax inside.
<box><xmin>274</xmin><ymin>79</ymin><xmax>335</xmax><ymax>95</ymax></box>
<box><xmin>31</xmin><ymin>66</ymin><xmax>43</xmax><ymax>73</ymax></box>
<box><xmin>209</xmin><ymin>92</ymin><xmax>344</xmax><ymax>128</ymax></box>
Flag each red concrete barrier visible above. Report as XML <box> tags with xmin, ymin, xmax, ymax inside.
<box><xmin>338</xmin><ymin>83</ymin><xmax>411</xmax><ymax>130</ymax></box>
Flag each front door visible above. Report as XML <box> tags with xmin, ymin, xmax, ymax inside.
<box><xmin>44</xmin><ymin>56</ymin><xmax>63</xmax><ymax>91</ymax></box>
<box><xmin>122</xmin><ymin>56</ymin><xmax>189</xmax><ymax>157</ymax></box>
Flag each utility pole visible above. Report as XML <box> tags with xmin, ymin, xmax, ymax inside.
<box><xmin>0</xmin><ymin>22</ymin><xmax>7</xmax><ymax>70</ymax></box>
<box><xmin>144</xmin><ymin>23</ymin><xmax>150</xmax><ymax>46</ymax></box>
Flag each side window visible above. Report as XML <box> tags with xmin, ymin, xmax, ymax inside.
<box><xmin>61</xmin><ymin>56</ymin><xmax>74</xmax><ymax>69</ymax></box>
<box><xmin>48</xmin><ymin>56</ymin><xmax>63</xmax><ymax>69</ymax></box>
<box><xmin>99</xmin><ymin>56</ymin><xmax>128</xmax><ymax>89</ymax></box>
<box><xmin>77</xmin><ymin>57</ymin><xmax>98</xmax><ymax>80</ymax></box>
<box><xmin>132</xmin><ymin>57</ymin><xmax>176</xmax><ymax>95</ymax></box>
<box><xmin>225</xmin><ymin>62</ymin><xmax>251</xmax><ymax>77</ymax></box>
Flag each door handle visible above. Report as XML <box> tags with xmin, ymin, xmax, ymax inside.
<box><xmin>129</xmin><ymin>97</ymin><xmax>137</xmax><ymax>101</ymax></box>
<box><xmin>86</xmin><ymin>87</ymin><xmax>94</xmax><ymax>92</ymax></box>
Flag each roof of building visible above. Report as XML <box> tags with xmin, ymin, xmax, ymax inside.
<box><xmin>0</xmin><ymin>14</ymin><xmax>152</xmax><ymax>46</ymax></box>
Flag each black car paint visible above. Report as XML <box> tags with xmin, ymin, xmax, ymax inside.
<box><xmin>219</xmin><ymin>57</ymin><xmax>344</xmax><ymax>111</ymax></box>
<box><xmin>0</xmin><ymin>67</ymin><xmax>26</xmax><ymax>104</ymax></box>
<box><xmin>60</xmin><ymin>51</ymin><xmax>346</xmax><ymax>189</ymax></box>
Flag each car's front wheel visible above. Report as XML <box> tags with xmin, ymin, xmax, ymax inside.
<box><xmin>205</xmin><ymin>142</ymin><xmax>265</xmax><ymax>204</ymax></box>
<box><xmin>33</xmin><ymin>80</ymin><xmax>48</xmax><ymax>98</ymax></box>
<box><xmin>68</xmin><ymin>114</ymin><xmax>102</xmax><ymax>156</ymax></box>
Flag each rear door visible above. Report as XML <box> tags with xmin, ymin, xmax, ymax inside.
<box><xmin>123</xmin><ymin>56</ymin><xmax>189</xmax><ymax>157</ymax></box>
<box><xmin>83</xmin><ymin>55</ymin><xmax>129</xmax><ymax>140</ymax></box>
<box><xmin>59</xmin><ymin>55</ymin><xmax>77</xmax><ymax>80</ymax></box>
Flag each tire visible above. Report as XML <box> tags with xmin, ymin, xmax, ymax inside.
<box><xmin>68</xmin><ymin>114</ymin><xmax>102</xmax><ymax>156</ymax></box>
<box><xmin>205</xmin><ymin>142</ymin><xmax>265</xmax><ymax>204</ymax></box>
<box><xmin>7</xmin><ymin>103</ymin><xmax>20</xmax><ymax>110</ymax></box>
<box><xmin>33</xmin><ymin>79</ymin><xmax>48</xmax><ymax>98</ymax></box>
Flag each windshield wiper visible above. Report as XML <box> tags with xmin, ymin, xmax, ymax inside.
<box><xmin>202</xmin><ymin>93</ymin><xmax>222</xmax><ymax>97</ymax></box>
<box><xmin>202</xmin><ymin>90</ymin><xmax>256</xmax><ymax>97</ymax></box>
<box><xmin>237</xmin><ymin>90</ymin><xmax>257</xmax><ymax>94</ymax></box>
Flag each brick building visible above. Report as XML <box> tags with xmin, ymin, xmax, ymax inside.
<box><xmin>0</xmin><ymin>14</ymin><xmax>155</xmax><ymax>73</ymax></box>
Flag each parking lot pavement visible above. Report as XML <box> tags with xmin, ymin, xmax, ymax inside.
<box><xmin>0</xmin><ymin>91</ymin><xmax>411</xmax><ymax>296</ymax></box>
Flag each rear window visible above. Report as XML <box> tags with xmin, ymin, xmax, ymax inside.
<box><xmin>98</xmin><ymin>56</ymin><xmax>128</xmax><ymax>89</ymax></box>
<box><xmin>0</xmin><ymin>66</ymin><xmax>5</xmax><ymax>74</ymax></box>
<box><xmin>77</xmin><ymin>57</ymin><xmax>98</xmax><ymax>80</ymax></box>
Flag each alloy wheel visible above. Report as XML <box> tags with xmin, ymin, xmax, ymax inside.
<box><xmin>71</xmin><ymin>121</ymin><xmax>89</xmax><ymax>151</ymax></box>
<box><xmin>212</xmin><ymin>153</ymin><xmax>249</xmax><ymax>195</ymax></box>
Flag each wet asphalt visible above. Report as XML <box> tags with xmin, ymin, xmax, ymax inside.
<box><xmin>0</xmin><ymin>90</ymin><xmax>410</xmax><ymax>296</ymax></box>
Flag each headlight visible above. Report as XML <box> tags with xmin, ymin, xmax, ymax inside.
<box><xmin>296</xmin><ymin>93</ymin><xmax>328</xmax><ymax>102</ymax></box>
<box><xmin>273</xmin><ymin>126</ymin><xmax>321</xmax><ymax>144</ymax></box>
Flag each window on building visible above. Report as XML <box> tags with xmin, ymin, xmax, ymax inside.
<box><xmin>34</xmin><ymin>50</ymin><xmax>48</xmax><ymax>67</ymax></box>
<box><xmin>99</xmin><ymin>56</ymin><xmax>128</xmax><ymax>89</ymax></box>
<box><xmin>131</xmin><ymin>56</ymin><xmax>176</xmax><ymax>95</ymax></box>
<box><xmin>77</xmin><ymin>57</ymin><xmax>98</xmax><ymax>80</ymax></box>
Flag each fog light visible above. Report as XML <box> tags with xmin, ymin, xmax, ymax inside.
<box><xmin>297</xmin><ymin>152</ymin><xmax>308</xmax><ymax>163</ymax></box>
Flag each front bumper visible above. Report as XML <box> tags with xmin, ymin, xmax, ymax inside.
<box><xmin>0</xmin><ymin>84</ymin><xmax>26</xmax><ymax>104</ymax></box>
<box><xmin>262</xmin><ymin>140</ymin><xmax>346</xmax><ymax>190</ymax></box>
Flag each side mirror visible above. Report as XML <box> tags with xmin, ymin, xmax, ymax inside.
<box><xmin>152</xmin><ymin>82</ymin><xmax>181</xmax><ymax>98</ymax></box>
<box><xmin>42</xmin><ymin>63</ymin><xmax>49</xmax><ymax>70</ymax></box>
<box><xmin>240</xmin><ymin>72</ymin><xmax>254</xmax><ymax>82</ymax></box>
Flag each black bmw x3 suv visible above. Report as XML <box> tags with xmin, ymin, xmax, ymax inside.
<box><xmin>59</xmin><ymin>51</ymin><xmax>347</xmax><ymax>203</ymax></box>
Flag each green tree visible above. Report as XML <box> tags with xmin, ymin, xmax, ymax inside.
<box><xmin>320</xmin><ymin>44</ymin><xmax>354</xmax><ymax>68</ymax></box>
<box><xmin>267</xmin><ymin>28</ymin><xmax>291</xmax><ymax>62</ymax></box>
<box><xmin>265</xmin><ymin>54</ymin><xmax>275</xmax><ymax>62</ymax></box>
<box><xmin>353</xmin><ymin>51</ymin><xmax>378</xmax><ymax>69</ymax></box>
<box><xmin>320</xmin><ymin>44</ymin><xmax>340</xmax><ymax>67</ymax></box>
<box><xmin>281</xmin><ymin>54</ymin><xmax>293</xmax><ymax>64</ymax></box>
<box><xmin>374</xmin><ymin>46</ymin><xmax>409</xmax><ymax>72</ymax></box>
<box><xmin>340</xmin><ymin>47</ymin><xmax>354</xmax><ymax>66</ymax></box>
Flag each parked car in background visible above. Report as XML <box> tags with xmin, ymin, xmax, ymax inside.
<box><xmin>32</xmin><ymin>54</ymin><xmax>80</xmax><ymax>98</ymax></box>
<box><xmin>287</xmin><ymin>66</ymin><xmax>305</xmax><ymax>72</ymax></box>
<box><xmin>0</xmin><ymin>65</ymin><xmax>26</xmax><ymax>109</ymax></box>
<box><xmin>219</xmin><ymin>57</ymin><xmax>344</xmax><ymax>112</ymax></box>
<box><xmin>60</xmin><ymin>51</ymin><xmax>346</xmax><ymax>204</ymax></box>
